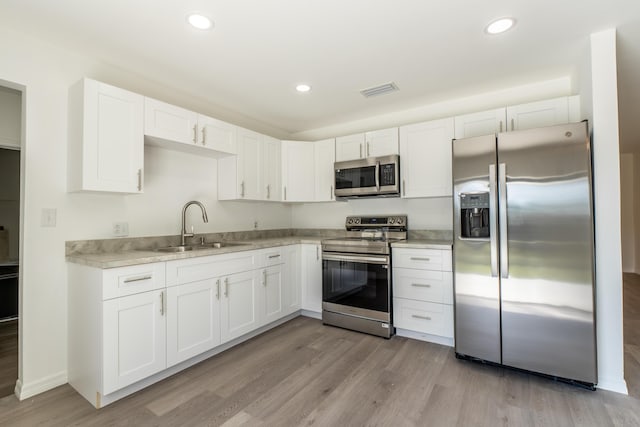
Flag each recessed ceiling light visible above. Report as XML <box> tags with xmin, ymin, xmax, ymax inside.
<box><xmin>485</xmin><ymin>17</ymin><xmax>515</xmax><ymax>35</ymax></box>
<box><xmin>187</xmin><ymin>13</ymin><xmax>213</xmax><ymax>30</ymax></box>
<box><xmin>296</xmin><ymin>84</ymin><xmax>311</xmax><ymax>93</ymax></box>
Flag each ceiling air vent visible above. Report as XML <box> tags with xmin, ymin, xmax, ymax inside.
<box><xmin>360</xmin><ymin>82</ymin><xmax>399</xmax><ymax>98</ymax></box>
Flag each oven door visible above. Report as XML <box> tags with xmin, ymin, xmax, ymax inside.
<box><xmin>322</xmin><ymin>252</ymin><xmax>390</xmax><ymax>319</ymax></box>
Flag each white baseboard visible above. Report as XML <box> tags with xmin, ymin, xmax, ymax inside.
<box><xmin>597</xmin><ymin>376</ymin><xmax>629</xmax><ymax>394</ymax></box>
<box><xmin>15</xmin><ymin>371</ymin><xmax>68</xmax><ymax>400</ymax></box>
<box><xmin>301</xmin><ymin>309</ymin><xmax>321</xmax><ymax>320</ymax></box>
<box><xmin>395</xmin><ymin>328</ymin><xmax>454</xmax><ymax>347</ymax></box>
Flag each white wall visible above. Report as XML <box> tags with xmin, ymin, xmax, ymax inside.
<box><xmin>590</xmin><ymin>28</ymin><xmax>628</xmax><ymax>394</ymax></box>
<box><xmin>0</xmin><ymin>27</ymin><xmax>291</xmax><ymax>399</ymax></box>
<box><xmin>620</xmin><ymin>153</ymin><xmax>635</xmax><ymax>273</ymax></box>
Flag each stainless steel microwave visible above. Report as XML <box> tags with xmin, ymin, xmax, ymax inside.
<box><xmin>334</xmin><ymin>154</ymin><xmax>400</xmax><ymax>199</ymax></box>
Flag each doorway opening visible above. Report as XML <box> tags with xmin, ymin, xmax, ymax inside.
<box><xmin>0</xmin><ymin>85</ymin><xmax>21</xmax><ymax>398</ymax></box>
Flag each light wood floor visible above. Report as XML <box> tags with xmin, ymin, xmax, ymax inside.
<box><xmin>0</xmin><ymin>319</ymin><xmax>18</xmax><ymax>398</ymax></box>
<box><xmin>0</xmin><ymin>279</ymin><xmax>639</xmax><ymax>426</ymax></box>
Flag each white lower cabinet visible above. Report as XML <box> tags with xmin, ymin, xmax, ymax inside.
<box><xmin>392</xmin><ymin>247</ymin><xmax>454</xmax><ymax>345</ymax></box>
<box><xmin>301</xmin><ymin>244</ymin><xmax>322</xmax><ymax>313</ymax></box>
<box><xmin>220</xmin><ymin>270</ymin><xmax>261</xmax><ymax>343</ymax></box>
<box><xmin>103</xmin><ymin>288</ymin><xmax>166</xmax><ymax>394</ymax></box>
<box><xmin>261</xmin><ymin>265</ymin><xmax>284</xmax><ymax>325</ymax></box>
<box><xmin>282</xmin><ymin>245</ymin><xmax>301</xmax><ymax>314</ymax></box>
<box><xmin>166</xmin><ymin>279</ymin><xmax>221</xmax><ymax>367</ymax></box>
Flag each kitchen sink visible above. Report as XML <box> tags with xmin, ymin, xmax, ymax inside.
<box><xmin>155</xmin><ymin>242</ymin><xmax>249</xmax><ymax>252</ymax></box>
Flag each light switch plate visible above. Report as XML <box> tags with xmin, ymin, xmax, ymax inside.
<box><xmin>41</xmin><ymin>208</ymin><xmax>57</xmax><ymax>227</ymax></box>
<box><xmin>113</xmin><ymin>222</ymin><xmax>129</xmax><ymax>237</ymax></box>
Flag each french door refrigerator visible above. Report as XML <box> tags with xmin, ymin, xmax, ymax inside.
<box><xmin>452</xmin><ymin>121</ymin><xmax>597</xmax><ymax>387</ymax></box>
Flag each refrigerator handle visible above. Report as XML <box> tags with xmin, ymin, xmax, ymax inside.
<box><xmin>489</xmin><ymin>164</ymin><xmax>498</xmax><ymax>277</ymax></box>
<box><xmin>499</xmin><ymin>163</ymin><xmax>509</xmax><ymax>279</ymax></box>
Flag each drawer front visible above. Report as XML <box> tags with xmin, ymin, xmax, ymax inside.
<box><xmin>102</xmin><ymin>263</ymin><xmax>166</xmax><ymax>300</ymax></box>
<box><xmin>166</xmin><ymin>251</ymin><xmax>256</xmax><ymax>287</ymax></box>
<box><xmin>393</xmin><ymin>298</ymin><xmax>453</xmax><ymax>338</ymax></box>
<box><xmin>393</xmin><ymin>268</ymin><xmax>453</xmax><ymax>304</ymax></box>
<box><xmin>261</xmin><ymin>247</ymin><xmax>284</xmax><ymax>267</ymax></box>
<box><xmin>392</xmin><ymin>248</ymin><xmax>452</xmax><ymax>271</ymax></box>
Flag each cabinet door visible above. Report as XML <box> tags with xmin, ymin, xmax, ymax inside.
<box><xmin>144</xmin><ymin>97</ymin><xmax>198</xmax><ymax>145</ymax></box>
<box><xmin>237</xmin><ymin>128</ymin><xmax>262</xmax><ymax>200</ymax></box>
<box><xmin>506</xmin><ymin>97</ymin><xmax>569</xmax><ymax>131</ymax></box>
<box><xmin>263</xmin><ymin>136</ymin><xmax>282</xmax><ymax>201</ymax></box>
<box><xmin>454</xmin><ymin>108</ymin><xmax>506</xmax><ymax>139</ymax></box>
<box><xmin>71</xmin><ymin>79</ymin><xmax>144</xmax><ymax>193</ymax></box>
<box><xmin>220</xmin><ymin>270</ymin><xmax>261</xmax><ymax>343</ymax></box>
<box><xmin>314</xmin><ymin>138</ymin><xmax>336</xmax><ymax>202</ymax></box>
<box><xmin>198</xmin><ymin>114</ymin><xmax>237</xmax><ymax>155</ymax></box>
<box><xmin>261</xmin><ymin>265</ymin><xmax>284</xmax><ymax>325</ymax></box>
<box><xmin>166</xmin><ymin>279</ymin><xmax>221</xmax><ymax>367</ymax></box>
<box><xmin>282</xmin><ymin>245</ymin><xmax>301</xmax><ymax>315</ymax></box>
<box><xmin>399</xmin><ymin>118</ymin><xmax>454</xmax><ymax>198</ymax></box>
<box><xmin>335</xmin><ymin>133</ymin><xmax>365</xmax><ymax>161</ymax></box>
<box><xmin>102</xmin><ymin>289</ymin><xmax>166</xmax><ymax>394</ymax></box>
<box><xmin>365</xmin><ymin>128</ymin><xmax>399</xmax><ymax>157</ymax></box>
<box><xmin>301</xmin><ymin>244</ymin><xmax>322</xmax><ymax>313</ymax></box>
<box><xmin>281</xmin><ymin>141</ymin><xmax>315</xmax><ymax>202</ymax></box>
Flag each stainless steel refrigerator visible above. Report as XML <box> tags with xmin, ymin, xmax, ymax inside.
<box><xmin>452</xmin><ymin>121</ymin><xmax>597</xmax><ymax>387</ymax></box>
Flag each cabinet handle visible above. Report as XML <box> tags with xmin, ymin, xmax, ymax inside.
<box><xmin>410</xmin><ymin>257</ymin><xmax>431</xmax><ymax>261</ymax></box>
<box><xmin>123</xmin><ymin>275</ymin><xmax>152</xmax><ymax>283</ymax></box>
<box><xmin>367</xmin><ymin>142</ymin><xmax>370</xmax><ymax>157</ymax></box>
<box><xmin>193</xmin><ymin>124</ymin><xmax>197</xmax><ymax>144</ymax></box>
<box><xmin>402</xmin><ymin>180</ymin><xmax>406</xmax><ymax>197</ymax></box>
<box><xmin>499</xmin><ymin>121</ymin><xmax>503</xmax><ymax>133</ymax></box>
<box><xmin>137</xmin><ymin>169</ymin><xmax>142</xmax><ymax>192</ymax></box>
<box><xmin>263</xmin><ymin>270</ymin><xmax>267</xmax><ymax>286</ymax></box>
<box><xmin>160</xmin><ymin>291</ymin><xmax>164</xmax><ymax>316</ymax></box>
<box><xmin>267</xmin><ymin>184</ymin><xmax>270</xmax><ymax>199</ymax></box>
<box><xmin>224</xmin><ymin>278</ymin><xmax>229</xmax><ymax>297</ymax></box>
<box><xmin>412</xmin><ymin>314</ymin><xmax>431</xmax><ymax>321</ymax></box>
<box><xmin>316</xmin><ymin>246</ymin><xmax>319</xmax><ymax>260</ymax></box>
<box><xmin>216</xmin><ymin>279</ymin><xmax>220</xmax><ymax>300</ymax></box>
<box><xmin>241</xmin><ymin>181</ymin><xmax>245</xmax><ymax>198</ymax></box>
<box><xmin>268</xmin><ymin>254</ymin><xmax>281</xmax><ymax>259</ymax></box>
<box><xmin>359</xmin><ymin>144</ymin><xmax>363</xmax><ymax>158</ymax></box>
<box><xmin>330</xmin><ymin>185</ymin><xmax>333</xmax><ymax>199</ymax></box>
<box><xmin>284</xmin><ymin>186</ymin><xmax>287</xmax><ymax>201</ymax></box>
<box><xmin>201</xmin><ymin>127</ymin><xmax>206</xmax><ymax>146</ymax></box>
<box><xmin>411</xmin><ymin>283</ymin><xmax>432</xmax><ymax>288</ymax></box>
<box><xmin>510</xmin><ymin>118</ymin><xmax>514</xmax><ymax>131</ymax></box>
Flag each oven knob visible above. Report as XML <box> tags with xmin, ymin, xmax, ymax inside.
<box><xmin>396</xmin><ymin>217</ymin><xmax>403</xmax><ymax>224</ymax></box>
<box><xmin>347</xmin><ymin>219</ymin><xmax>354</xmax><ymax>224</ymax></box>
<box><xmin>389</xmin><ymin>218</ymin><xmax>395</xmax><ymax>224</ymax></box>
<box><xmin>355</xmin><ymin>218</ymin><xmax>360</xmax><ymax>224</ymax></box>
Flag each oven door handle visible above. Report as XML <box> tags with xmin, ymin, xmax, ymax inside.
<box><xmin>322</xmin><ymin>253</ymin><xmax>389</xmax><ymax>265</ymax></box>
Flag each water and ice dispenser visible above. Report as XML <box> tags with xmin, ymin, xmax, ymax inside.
<box><xmin>460</xmin><ymin>192</ymin><xmax>490</xmax><ymax>238</ymax></box>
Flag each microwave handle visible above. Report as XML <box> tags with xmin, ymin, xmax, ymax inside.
<box><xmin>375</xmin><ymin>161</ymin><xmax>380</xmax><ymax>191</ymax></box>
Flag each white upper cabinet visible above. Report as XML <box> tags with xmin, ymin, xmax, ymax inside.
<box><xmin>281</xmin><ymin>140</ymin><xmax>316</xmax><ymax>202</ymax></box>
<box><xmin>262</xmin><ymin>136</ymin><xmax>281</xmax><ymax>201</ymax></box>
<box><xmin>335</xmin><ymin>128</ymin><xmax>399</xmax><ymax>161</ymax></box>
<box><xmin>365</xmin><ymin>128</ymin><xmax>399</xmax><ymax>158</ymax></box>
<box><xmin>400</xmin><ymin>118</ymin><xmax>454</xmax><ymax>198</ymax></box>
<box><xmin>144</xmin><ymin>97</ymin><xmax>236</xmax><ymax>157</ymax></box>
<box><xmin>454</xmin><ymin>96</ymin><xmax>581</xmax><ymax>139</ymax></box>
<box><xmin>454</xmin><ymin>108</ymin><xmax>507</xmax><ymax>139</ymax></box>
<box><xmin>68</xmin><ymin>78</ymin><xmax>144</xmax><ymax>193</ymax></box>
<box><xmin>218</xmin><ymin>127</ymin><xmax>262</xmax><ymax>200</ymax></box>
<box><xmin>314</xmin><ymin>138</ymin><xmax>336</xmax><ymax>202</ymax></box>
<box><xmin>506</xmin><ymin>97</ymin><xmax>571</xmax><ymax>131</ymax></box>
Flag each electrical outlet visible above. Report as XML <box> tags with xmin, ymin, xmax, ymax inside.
<box><xmin>254</xmin><ymin>221</ymin><xmax>259</xmax><ymax>230</ymax></box>
<box><xmin>113</xmin><ymin>222</ymin><xmax>129</xmax><ymax>237</ymax></box>
<box><xmin>41</xmin><ymin>208</ymin><xmax>57</xmax><ymax>227</ymax></box>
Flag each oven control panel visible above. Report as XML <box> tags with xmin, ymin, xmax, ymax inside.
<box><xmin>345</xmin><ymin>215</ymin><xmax>407</xmax><ymax>229</ymax></box>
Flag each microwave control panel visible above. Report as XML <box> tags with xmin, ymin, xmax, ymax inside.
<box><xmin>380</xmin><ymin>163</ymin><xmax>396</xmax><ymax>185</ymax></box>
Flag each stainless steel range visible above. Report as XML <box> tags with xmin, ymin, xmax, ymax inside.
<box><xmin>321</xmin><ymin>215</ymin><xmax>407</xmax><ymax>338</ymax></box>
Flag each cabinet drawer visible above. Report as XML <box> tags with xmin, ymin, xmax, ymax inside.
<box><xmin>393</xmin><ymin>268</ymin><xmax>453</xmax><ymax>304</ymax></box>
<box><xmin>392</xmin><ymin>248</ymin><xmax>451</xmax><ymax>271</ymax></box>
<box><xmin>261</xmin><ymin>247</ymin><xmax>284</xmax><ymax>267</ymax></box>
<box><xmin>393</xmin><ymin>298</ymin><xmax>453</xmax><ymax>338</ymax></box>
<box><xmin>102</xmin><ymin>263</ymin><xmax>165</xmax><ymax>300</ymax></box>
<box><xmin>166</xmin><ymin>251</ymin><xmax>256</xmax><ymax>287</ymax></box>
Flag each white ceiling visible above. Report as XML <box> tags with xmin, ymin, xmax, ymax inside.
<box><xmin>1</xmin><ymin>0</ymin><xmax>640</xmax><ymax>150</ymax></box>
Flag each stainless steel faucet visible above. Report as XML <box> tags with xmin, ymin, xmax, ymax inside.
<box><xmin>181</xmin><ymin>201</ymin><xmax>209</xmax><ymax>246</ymax></box>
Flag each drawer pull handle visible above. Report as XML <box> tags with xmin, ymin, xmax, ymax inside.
<box><xmin>410</xmin><ymin>257</ymin><xmax>431</xmax><ymax>261</ymax></box>
<box><xmin>412</xmin><ymin>314</ymin><xmax>431</xmax><ymax>321</ymax></box>
<box><xmin>268</xmin><ymin>254</ymin><xmax>281</xmax><ymax>259</ymax></box>
<box><xmin>411</xmin><ymin>283</ymin><xmax>431</xmax><ymax>288</ymax></box>
<box><xmin>123</xmin><ymin>275</ymin><xmax>152</xmax><ymax>283</ymax></box>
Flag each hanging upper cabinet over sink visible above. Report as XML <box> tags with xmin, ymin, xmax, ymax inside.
<box><xmin>68</xmin><ymin>78</ymin><xmax>144</xmax><ymax>193</ymax></box>
<box><xmin>144</xmin><ymin>97</ymin><xmax>236</xmax><ymax>157</ymax></box>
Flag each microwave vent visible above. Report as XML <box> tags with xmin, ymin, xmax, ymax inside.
<box><xmin>360</xmin><ymin>82</ymin><xmax>399</xmax><ymax>98</ymax></box>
